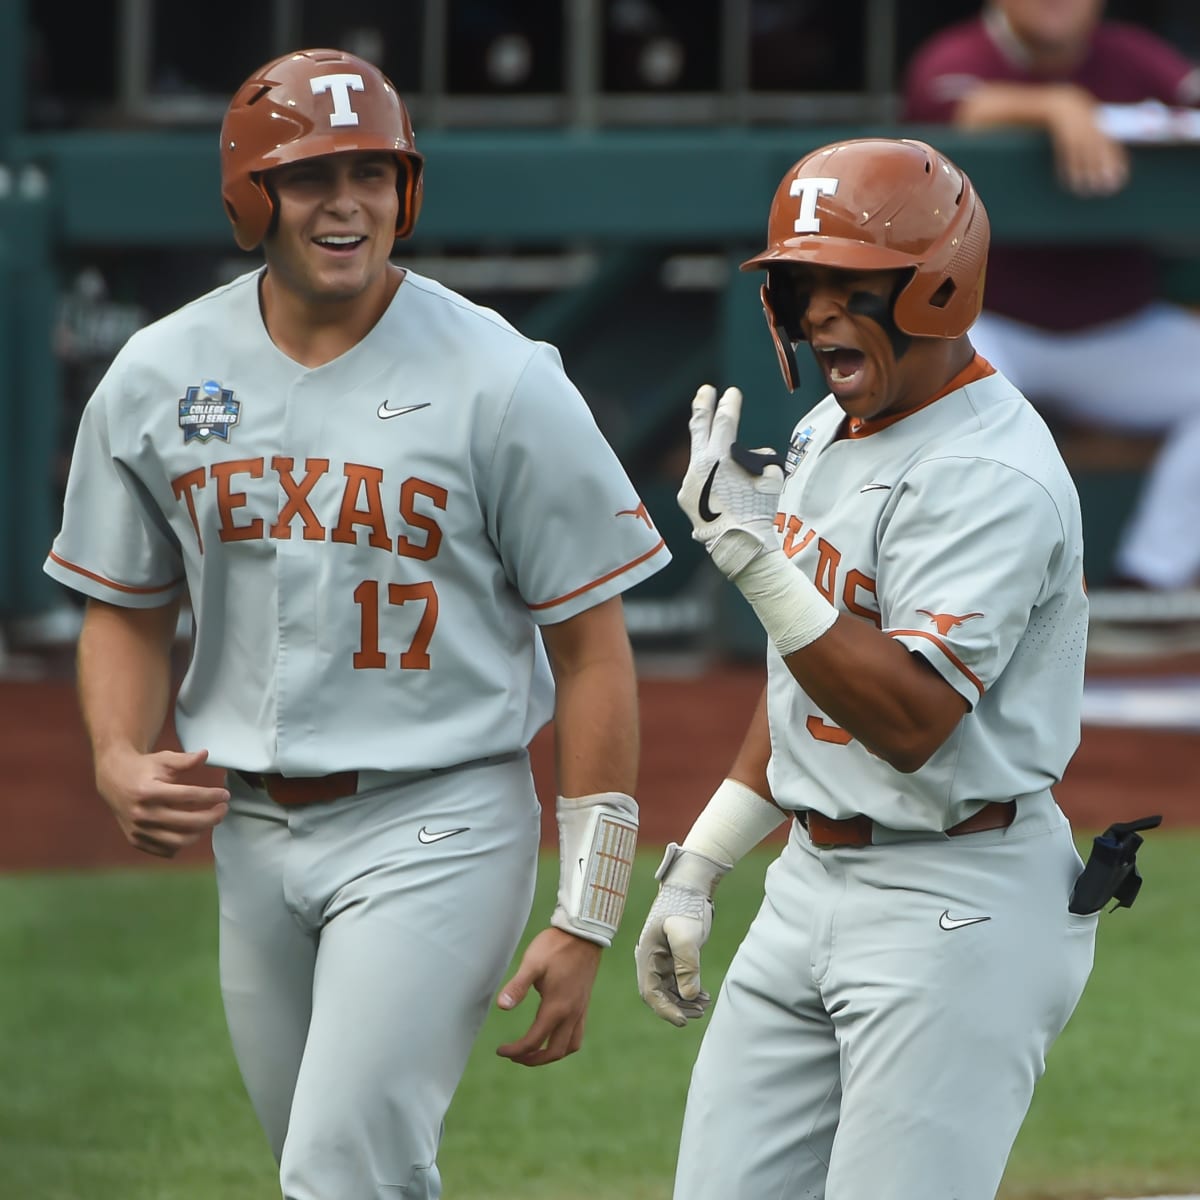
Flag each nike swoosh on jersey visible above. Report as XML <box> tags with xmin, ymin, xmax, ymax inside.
<box><xmin>698</xmin><ymin>463</ymin><xmax>722</xmax><ymax>522</ymax></box>
<box><xmin>378</xmin><ymin>401</ymin><xmax>432</xmax><ymax>420</ymax></box>
<box><xmin>938</xmin><ymin>910</ymin><xmax>991</xmax><ymax>931</ymax></box>
<box><xmin>417</xmin><ymin>825</ymin><xmax>470</xmax><ymax>844</ymax></box>
<box><xmin>859</xmin><ymin>482</ymin><xmax>892</xmax><ymax>493</ymax></box>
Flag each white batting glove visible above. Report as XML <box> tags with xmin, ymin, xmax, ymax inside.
<box><xmin>634</xmin><ymin>843</ymin><xmax>732</xmax><ymax>1027</ymax></box>
<box><xmin>676</xmin><ymin>384</ymin><xmax>785</xmax><ymax>579</ymax></box>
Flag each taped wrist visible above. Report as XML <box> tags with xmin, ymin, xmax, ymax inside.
<box><xmin>730</xmin><ymin>547</ymin><xmax>838</xmax><ymax>656</ymax></box>
<box><xmin>682</xmin><ymin>777</ymin><xmax>786</xmax><ymax>867</ymax></box>
<box><xmin>551</xmin><ymin>792</ymin><xmax>639</xmax><ymax>948</ymax></box>
<box><xmin>656</xmin><ymin>778</ymin><xmax>785</xmax><ymax>899</ymax></box>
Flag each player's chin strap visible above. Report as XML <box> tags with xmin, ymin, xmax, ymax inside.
<box><xmin>551</xmin><ymin>792</ymin><xmax>639</xmax><ymax>948</ymax></box>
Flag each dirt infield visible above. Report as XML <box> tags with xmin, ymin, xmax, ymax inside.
<box><xmin>1</xmin><ymin>661</ymin><xmax>1195</xmax><ymax>872</ymax></box>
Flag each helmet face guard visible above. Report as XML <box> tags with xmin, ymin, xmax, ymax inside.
<box><xmin>220</xmin><ymin>48</ymin><xmax>424</xmax><ymax>251</ymax></box>
<box><xmin>741</xmin><ymin>138</ymin><xmax>990</xmax><ymax>391</ymax></box>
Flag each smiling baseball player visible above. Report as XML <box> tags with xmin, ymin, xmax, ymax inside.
<box><xmin>635</xmin><ymin>138</ymin><xmax>1096</xmax><ymax>1200</ymax></box>
<box><xmin>45</xmin><ymin>48</ymin><xmax>668</xmax><ymax>1200</ymax></box>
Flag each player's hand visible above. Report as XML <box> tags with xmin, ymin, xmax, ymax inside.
<box><xmin>677</xmin><ymin>384</ymin><xmax>784</xmax><ymax>578</ymax></box>
<box><xmin>495</xmin><ymin>926</ymin><xmax>603</xmax><ymax>1067</ymax></box>
<box><xmin>634</xmin><ymin>844</ymin><xmax>729</xmax><ymax>1027</ymax></box>
<box><xmin>95</xmin><ymin>746</ymin><xmax>230</xmax><ymax>858</ymax></box>
<box><xmin>1046</xmin><ymin>84</ymin><xmax>1130</xmax><ymax>196</ymax></box>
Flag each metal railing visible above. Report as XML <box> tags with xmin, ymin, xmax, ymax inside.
<box><xmin>102</xmin><ymin>0</ymin><xmax>902</xmax><ymax>130</ymax></box>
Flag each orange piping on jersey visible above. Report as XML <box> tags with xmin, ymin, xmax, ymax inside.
<box><xmin>888</xmin><ymin>628</ymin><xmax>984</xmax><ymax>697</ymax></box>
<box><xmin>529</xmin><ymin>539</ymin><xmax>667</xmax><ymax>611</ymax></box>
<box><xmin>47</xmin><ymin>551</ymin><xmax>181</xmax><ymax>595</ymax></box>
<box><xmin>847</xmin><ymin>354</ymin><xmax>996</xmax><ymax>439</ymax></box>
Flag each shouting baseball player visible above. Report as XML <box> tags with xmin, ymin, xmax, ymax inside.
<box><xmin>634</xmin><ymin>138</ymin><xmax>1096</xmax><ymax>1200</ymax></box>
<box><xmin>45</xmin><ymin>48</ymin><xmax>668</xmax><ymax>1199</ymax></box>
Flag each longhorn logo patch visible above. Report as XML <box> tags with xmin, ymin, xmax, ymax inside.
<box><xmin>917</xmin><ymin>609</ymin><xmax>985</xmax><ymax>636</ymax></box>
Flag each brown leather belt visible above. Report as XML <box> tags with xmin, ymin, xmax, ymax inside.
<box><xmin>236</xmin><ymin>770</ymin><xmax>359</xmax><ymax>806</ymax></box>
<box><xmin>799</xmin><ymin>800</ymin><xmax>1016</xmax><ymax>849</ymax></box>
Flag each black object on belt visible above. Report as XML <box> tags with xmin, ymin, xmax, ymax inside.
<box><xmin>236</xmin><ymin>770</ymin><xmax>359</xmax><ymax>806</ymax></box>
<box><xmin>798</xmin><ymin>800</ymin><xmax>1016</xmax><ymax>849</ymax></box>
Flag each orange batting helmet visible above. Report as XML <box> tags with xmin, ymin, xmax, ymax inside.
<box><xmin>220</xmin><ymin>48</ymin><xmax>424</xmax><ymax>252</ymax></box>
<box><xmin>741</xmin><ymin>138</ymin><xmax>989</xmax><ymax>390</ymax></box>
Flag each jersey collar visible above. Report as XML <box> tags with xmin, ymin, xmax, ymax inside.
<box><xmin>845</xmin><ymin>354</ymin><xmax>995</xmax><ymax>439</ymax></box>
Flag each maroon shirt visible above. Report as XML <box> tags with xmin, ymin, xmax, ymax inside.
<box><xmin>903</xmin><ymin>18</ymin><xmax>1200</xmax><ymax>330</ymax></box>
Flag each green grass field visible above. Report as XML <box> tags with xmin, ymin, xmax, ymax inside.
<box><xmin>2</xmin><ymin>835</ymin><xmax>1197</xmax><ymax>1200</ymax></box>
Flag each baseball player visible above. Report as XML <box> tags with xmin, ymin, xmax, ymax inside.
<box><xmin>634</xmin><ymin>138</ymin><xmax>1097</xmax><ymax>1200</ymax></box>
<box><xmin>45</xmin><ymin>48</ymin><xmax>668</xmax><ymax>1200</ymax></box>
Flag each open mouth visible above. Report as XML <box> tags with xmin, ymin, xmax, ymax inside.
<box><xmin>815</xmin><ymin>346</ymin><xmax>867</xmax><ymax>393</ymax></box>
<box><xmin>313</xmin><ymin>234</ymin><xmax>367</xmax><ymax>254</ymax></box>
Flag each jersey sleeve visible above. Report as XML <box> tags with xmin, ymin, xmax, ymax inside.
<box><xmin>43</xmin><ymin>362</ymin><xmax>186</xmax><ymax>608</ymax></box>
<box><xmin>874</xmin><ymin>456</ymin><xmax>1069</xmax><ymax>707</ymax></box>
<box><xmin>483</xmin><ymin>343</ymin><xmax>670</xmax><ymax>624</ymax></box>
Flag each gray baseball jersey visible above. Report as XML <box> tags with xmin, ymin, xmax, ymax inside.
<box><xmin>46</xmin><ymin>268</ymin><xmax>669</xmax><ymax>771</ymax></box>
<box><xmin>765</xmin><ymin>358</ymin><xmax>1089</xmax><ymax>828</ymax></box>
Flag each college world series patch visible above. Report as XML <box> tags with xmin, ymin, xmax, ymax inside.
<box><xmin>785</xmin><ymin>424</ymin><xmax>815</xmax><ymax>476</ymax></box>
<box><xmin>179</xmin><ymin>380</ymin><xmax>241</xmax><ymax>444</ymax></box>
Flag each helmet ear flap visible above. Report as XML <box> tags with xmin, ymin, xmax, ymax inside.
<box><xmin>396</xmin><ymin>155</ymin><xmax>424</xmax><ymax>240</ymax></box>
<box><xmin>760</xmin><ymin>280</ymin><xmax>802</xmax><ymax>393</ymax></box>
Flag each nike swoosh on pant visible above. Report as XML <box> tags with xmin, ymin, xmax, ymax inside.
<box><xmin>417</xmin><ymin>826</ymin><xmax>470</xmax><ymax>844</ymax></box>
<box><xmin>938</xmin><ymin>910</ymin><xmax>991</xmax><ymax>930</ymax></box>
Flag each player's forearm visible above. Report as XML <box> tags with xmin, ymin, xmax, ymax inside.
<box><xmin>726</xmin><ymin>689</ymin><xmax>773</xmax><ymax>800</ymax></box>
<box><xmin>78</xmin><ymin>598</ymin><xmax>179</xmax><ymax>764</ymax></box>
<box><xmin>952</xmin><ymin>81</ymin><xmax>1092</xmax><ymax>130</ymax></box>
<box><xmin>542</xmin><ymin>600</ymin><xmax>640</xmax><ymax>947</ymax></box>
<box><xmin>542</xmin><ymin>597</ymin><xmax>638</xmax><ymax>797</ymax></box>
<box><xmin>551</xmin><ymin>653</ymin><xmax>638</xmax><ymax>797</ymax></box>
<box><xmin>781</xmin><ymin>616</ymin><xmax>967</xmax><ymax>772</ymax></box>
<box><xmin>727</xmin><ymin>549</ymin><xmax>964</xmax><ymax>770</ymax></box>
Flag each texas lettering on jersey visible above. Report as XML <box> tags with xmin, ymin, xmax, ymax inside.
<box><xmin>772</xmin><ymin>510</ymin><xmax>880</xmax><ymax>626</ymax></box>
<box><xmin>172</xmin><ymin>456</ymin><xmax>448</xmax><ymax>672</ymax></box>
<box><xmin>170</xmin><ymin>456</ymin><xmax>446</xmax><ymax>560</ymax></box>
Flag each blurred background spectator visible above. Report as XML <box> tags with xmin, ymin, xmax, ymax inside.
<box><xmin>903</xmin><ymin>0</ymin><xmax>1200</xmax><ymax>604</ymax></box>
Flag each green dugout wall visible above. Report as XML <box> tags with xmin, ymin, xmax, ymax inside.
<box><xmin>3</xmin><ymin>117</ymin><xmax>1200</xmax><ymax>648</ymax></box>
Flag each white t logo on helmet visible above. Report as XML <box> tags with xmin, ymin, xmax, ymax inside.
<box><xmin>310</xmin><ymin>73</ymin><xmax>366</xmax><ymax>127</ymax></box>
<box><xmin>790</xmin><ymin>177</ymin><xmax>839</xmax><ymax>233</ymax></box>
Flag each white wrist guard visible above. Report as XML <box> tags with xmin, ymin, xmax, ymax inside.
<box><xmin>682</xmin><ymin>777</ymin><xmax>787</xmax><ymax>867</ymax></box>
<box><xmin>731</xmin><ymin>547</ymin><xmax>838</xmax><ymax>656</ymax></box>
<box><xmin>551</xmin><ymin>792</ymin><xmax>639</xmax><ymax>948</ymax></box>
